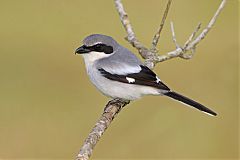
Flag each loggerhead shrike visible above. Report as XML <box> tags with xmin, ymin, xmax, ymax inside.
<box><xmin>75</xmin><ymin>34</ymin><xmax>217</xmax><ymax>116</ymax></box>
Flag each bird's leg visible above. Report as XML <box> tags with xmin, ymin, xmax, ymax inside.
<box><xmin>104</xmin><ymin>98</ymin><xmax>130</xmax><ymax>115</ymax></box>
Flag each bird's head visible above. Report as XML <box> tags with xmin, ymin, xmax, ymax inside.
<box><xmin>75</xmin><ymin>34</ymin><xmax>119</xmax><ymax>63</ymax></box>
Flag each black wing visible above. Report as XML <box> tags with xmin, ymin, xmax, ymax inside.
<box><xmin>98</xmin><ymin>65</ymin><xmax>170</xmax><ymax>91</ymax></box>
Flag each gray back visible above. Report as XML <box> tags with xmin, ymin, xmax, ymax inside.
<box><xmin>96</xmin><ymin>45</ymin><xmax>143</xmax><ymax>75</ymax></box>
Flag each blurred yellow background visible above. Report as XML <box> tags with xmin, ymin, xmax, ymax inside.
<box><xmin>0</xmin><ymin>0</ymin><xmax>238</xmax><ymax>159</ymax></box>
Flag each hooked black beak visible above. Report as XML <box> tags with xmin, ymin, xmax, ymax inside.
<box><xmin>75</xmin><ymin>45</ymin><xmax>90</xmax><ymax>54</ymax></box>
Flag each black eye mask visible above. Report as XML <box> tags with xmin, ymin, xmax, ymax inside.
<box><xmin>84</xmin><ymin>44</ymin><xmax>113</xmax><ymax>54</ymax></box>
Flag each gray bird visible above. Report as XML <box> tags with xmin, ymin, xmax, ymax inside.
<box><xmin>75</xmin><ymin>34</ymin><xmax>217</xmax><ymax>116</ymax></box>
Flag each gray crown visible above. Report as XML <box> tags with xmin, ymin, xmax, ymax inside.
<box><xmin>83</xmin><ymin>34</ymin><xmax>119</xmax><ymax>50</ymax></box>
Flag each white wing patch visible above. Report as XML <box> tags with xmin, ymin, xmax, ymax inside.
<box><xmin>156</xmin><ymin>76</ymin><xmax>161</xmax><ymax>83</ymax></box>
<box><xmin>126</xmin><ymin>77</ymin><xmax>135</xmax><ymax>83</ymax></box>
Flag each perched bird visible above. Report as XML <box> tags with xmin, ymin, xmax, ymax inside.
<box><xmin>75</xmin><ymin>34</ymin><xmax>217</xmax><ymax>116</ymax></box>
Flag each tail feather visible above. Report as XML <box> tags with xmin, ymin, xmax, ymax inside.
<box><xmin>164</xmin><ymin>91</ymin><xmax>217</xmax><ymax>116</ymax></box>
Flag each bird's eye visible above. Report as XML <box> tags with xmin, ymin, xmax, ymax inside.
<box><xmin>93</xmin><ymin>44</ymin><xmax>103</xmax><ymax>52</ymax></box>
<box><xmin>90</xmin><ymin>44</ymin><xmax>113</xmax><ymax>54</ymax></box>
<box><xmin>95</xmin><ymin>44</ymin><xmax>102</xmax><ymax>49</ymax></box>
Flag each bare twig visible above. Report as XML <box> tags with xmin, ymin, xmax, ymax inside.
<box><xmin>76</xmin><ymin>0</ymin><xmax>226</xmax><ymax>159</ymax></box>
<box><xmin>76</xmin><ymin>99</ymin><xmax>129</xmax><ymax>160</ymax></box>
<box><xmin>114</xmin><ymin>0</ymin><xmax>135</xmax><ymax>43</ymax></box>
<box><xmin>151</xmin><ymin>0</ymin><xmax>172</xmax><ymax>52</ymax></box>
<box><xmin>187</xmin><ymin>0</ymin><xmax>226</xmax><ymax>49</ymax></box>
<box><xmin>114</xmin><ymin>0</ymin><xmax>155</xmax><ymax>67</ymax></box>
<box><xmin>170</xmin><ymin>22</ymin><xmax>180</xmax><ymax>49</ymax></box>
<box><xmin>155</xmin><ymin>0</ymin><xmax>226</xmax><ymax>62</ymax></box>
<box><xmin>114</xmin><ymin>0</ymin><xmax>146</xmax><ymax>52</ymax></box>
<box><xmin>183</xmin><ymin>23</ymin><xmax>201</xmax><ymax>50</ymax></box>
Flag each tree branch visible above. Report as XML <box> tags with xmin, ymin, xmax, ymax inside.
<box><xmin>154</xmin><ymin>0</ymin><xmax>226</xmax><ymax>62</ymax></box>
<box><xmin>76</xmin><ymin>0</ymin><xmax>226</xmax><ymax>159</ymax></box>
<box><xmin>151</xmin><ymin>0</ymin><xmax>172</xmax><ymax>52</ymax></box>
<box><xmin>76</xmin><ymin>99</ymin><xmax>129</xmax><ymax>160</ymax></box>
<box><xmin>114</xmin><ymin>0</ymin><xmax>155</xmax><ymax>68</ymax></box>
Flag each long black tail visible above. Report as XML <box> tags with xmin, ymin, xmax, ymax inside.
<box><xmin>164</xmin><ymin>91</ymin><xmax>217</xmax><ymax>116</ymax></box>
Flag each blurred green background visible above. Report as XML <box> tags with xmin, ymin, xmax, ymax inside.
<box><xmin>0</xmin><ymin>0</ymin><xmax>238</xmax><ymax>159</ymax></box>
